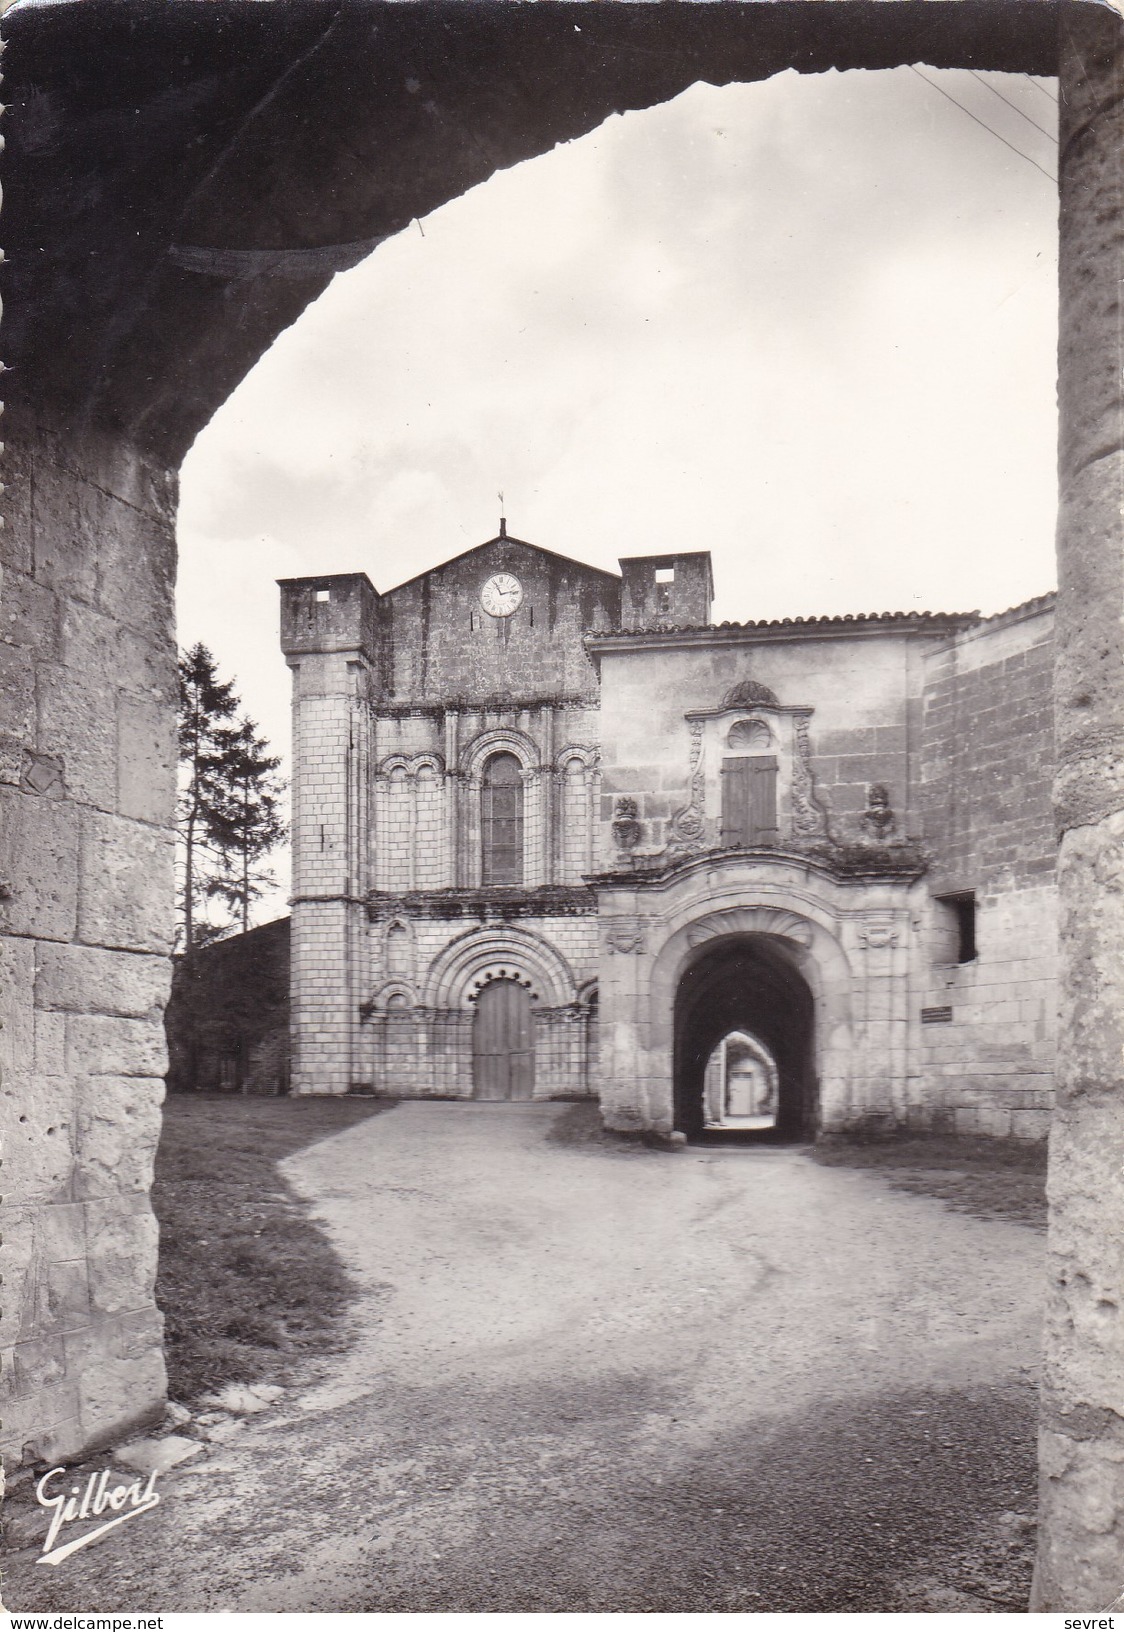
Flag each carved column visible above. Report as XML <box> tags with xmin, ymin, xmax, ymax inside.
<box><xmin>540</xmin><ymin>704</ymin><xmax>556</xmax><ymax>884</ymax></box>
<box><xmin>406</xmin><ymin>769</ymin><xmax>418</xmax><ymax>892</ymax></box>
<box><xmin>1034</xmin><ymin>7</ymin><xmax>1124</xmax><ymax>1609</ymax></box>
<box><xmin>443</xmin><ymin>709</ymin><xmax>459</xmax><ymax>887</ymax></box>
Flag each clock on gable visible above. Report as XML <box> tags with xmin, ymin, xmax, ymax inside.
<box><xmin>480</xmin><ymin>572</ymin><xmax>524</xmax><ymax>618</ymax></box>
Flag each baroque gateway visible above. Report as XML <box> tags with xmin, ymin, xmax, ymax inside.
<box><xmin>280</xmin><ymin>527</ymin><xmax>1055</xmax><ymax>1141</ymax></box>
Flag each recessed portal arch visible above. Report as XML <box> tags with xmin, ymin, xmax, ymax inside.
<box><xmin>674</xmin><ymin>933</ymin><xmax>816</xmax><ymax>1141</ymax></box>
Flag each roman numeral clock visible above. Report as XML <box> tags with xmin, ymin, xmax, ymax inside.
<box><xmin>480</xmin><ymin>573</ymin><xmax>523</xmax><ymax>618</ymax></box>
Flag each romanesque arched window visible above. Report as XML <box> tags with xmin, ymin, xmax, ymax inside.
<box><xmin>481</xmin><ymin>752</ymin><xmax>524</xmax><ymax>885</ymax></box>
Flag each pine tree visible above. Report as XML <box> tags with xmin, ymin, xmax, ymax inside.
<box><xmin>176</xmin><ymin>644</ymin><xmax>285</xmax><ymax>947</ymax></box>
<box><xmin>178</xmin><ymin>644</ymin><xmax>238</xmax><ymax>950</ymax></box>
<box><xmin>209</xmin><ymin>717</ymin><xmax>287</xmax><ymax>936</ymax></box>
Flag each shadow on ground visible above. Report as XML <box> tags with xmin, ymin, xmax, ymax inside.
<box><xmin>811</xmin><ymin>1133</ymin><xmax>1047</xmax><ymax>1228</ymax></box>
<box><xmin>154</xmin><ymin>1093</ymin><xmax>394</xmax><ymax>1399</ymax></box>
<box><xmin>308</xmin><ymin>1377</ymin><xmax>1038</xmax><ymax>1611</ymax></box>
<box><xmin>549</xmin><ymin>1102</ymin><xmax>1048</xmax><ymax>1231</ymax></box>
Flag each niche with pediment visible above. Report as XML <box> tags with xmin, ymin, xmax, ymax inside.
<box><xmin>672</xmin><ymin>688</ymin><xmax>828</xmax><ymax>852</ymax></box>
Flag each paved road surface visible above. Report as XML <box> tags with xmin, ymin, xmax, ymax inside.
<box><xmin>6</xmin><ymin>1103</ymin><xmax>1044</xmax><ymax>1611</ymax></box>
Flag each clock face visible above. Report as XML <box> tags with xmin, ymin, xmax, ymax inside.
<box><xmin>480</xmin><ymin>572</ymin><xmax>524</xmax><ymax>618</ymax></box>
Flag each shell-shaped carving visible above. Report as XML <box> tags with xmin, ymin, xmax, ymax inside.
<box><xmin>726</xmin><ymin>718</ymin><xmax>773</xmax><ymax>751</ymax></box>
<box><xmin>685</xmin><ymin>907</ymin><xmax>813</xmax><ymax>948</ymax></box>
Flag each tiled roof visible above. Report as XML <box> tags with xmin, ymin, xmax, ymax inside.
<box><xmin>587</xmin><ymin>609</ymin><xmax>981</xmax><ymax>640</ymax></box>
<box><xmin>977</xmin><ymin>590</ymin><xmax>1056</xmax><ymax>627</ymax></box>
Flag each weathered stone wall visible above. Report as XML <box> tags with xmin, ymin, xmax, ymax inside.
<box><xmin>918</xmin><ymin>599</ymin><xmax>1057</xmax><ymax>1139</ymax></box>
<box><xmin>1033</xmin><ymin>8</ymin><xmax>1124</xmax><ymax>1609</ymax></box>
<box><xmin>1</xmin><ymin>413</ymin><xmax>176</xmax><ymax>1467</ymax></box>
<box><xmin>286</xmin><ymin>652</ymin><xmax>371</xmax><ymax>1096</ymax></box>
<box><xmin>379</xmin><ymin>536</ymin><xmax>619</xmax><ymax>706</ymax></box>
<box><xmin>591</xmin><ymin>621</ymin><xmax>961</xmax><ymax>855</ymax></box>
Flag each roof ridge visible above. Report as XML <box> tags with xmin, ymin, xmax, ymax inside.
<box><xmin>384</xmin><ymin>534</ymin><xmax>621</xmax><ymax>595</ymax></box>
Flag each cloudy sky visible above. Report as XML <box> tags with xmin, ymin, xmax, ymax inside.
<box><xmin>176</xmin><ymin>64</ymin><xmax>1058</xmax><ymax>921</ymax></box>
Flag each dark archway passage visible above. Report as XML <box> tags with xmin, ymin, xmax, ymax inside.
<box><xmin>674</xmin><ymin>935</ymin><xmax>815</xmax><ymax>1142</ymax></box>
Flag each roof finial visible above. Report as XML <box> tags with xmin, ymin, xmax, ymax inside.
<box><xmin>498</xmin><ymin>491</ymin><xmax>506</xmax><ymax>538</ymax></box>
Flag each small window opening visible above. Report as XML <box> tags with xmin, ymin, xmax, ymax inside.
<box><xmin>315</xmin><ymin>587</ymin><xmax>331</xmax><ymax>603</ymax></box>
<box><xmin>654</xmin><ymin>566</ymin><xmax>675</xmax><ymax>583</ymax></box>
<box><xmin>934</xmin><ymin>893</ymin><xmax>977</xmax><ymax>964</ymax></box>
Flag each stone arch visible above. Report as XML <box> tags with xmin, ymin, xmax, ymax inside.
<box><xmin>555</xmin><ymin>744</ymin><xmax>599</xmax><ymax>773</ymax></box>
<box><xmin>8</xmin><ymin>10</ymin><xmax>1107</xmax><ymax>1602</ymax></box>
<box><xmin>377</xmin><ymin>751</ymin><xmax>411</xmax><ymax>775</ymax></box>
<box><xmin>368</xmin><ymin>979</ymin><xmax>418</xmax><ymax>1011</ymax></box>
<box><xmin>460</xmin><ymin>729</ymin><xmax>542</xmax><ymax>887</ymax></box>
<box><xmin>675</xmin><ymin>935</ymin><xmax>814</xmax><ymax>1139</ymax></box>
<box><xmin>460</xmin><ymin>727</ymin><xmax>540</xmax><ymax>778</ymax></box>
<box><xmin>556</xmin><ymin>745</ymin><xmax>600</xmax><ymax>882</ymax></box>
<box><xmin>647</xmin><ymin>895</ymin><xmax>854</xmax><ymax>1135</ymax></box>
<box><xmin>377</xmin><ymin>750</ymin><xmax>444</xmax><ymax>780</ymax></box>
<box><xmin>702</xmin><ymin>1028</ymin><xmax>780</xmax><ymax>1129</ymax></box>
<box><xmin>411</xmin><ymin>752</ymin><xmax>444</xmax><ymax>778</ymax></box>
<box><xmin>424</xmin><ymin>925</ymin><xmax>577</xmax><ymax>1012</ymax></box>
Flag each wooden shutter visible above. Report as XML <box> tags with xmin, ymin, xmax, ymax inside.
<box><xmin>721</xmin><ymin>758</ymin><xmax>751</xmax><ymax>845</ymax></box>
<box><xmin>748</xmin><ymin>756</ymin><xmax>778</xmax><ymax>840</ymax></box>
<box><xmin>722</xmin><ymin>755</ymin><xmax>777</xmax><ymax>845</ymax></box>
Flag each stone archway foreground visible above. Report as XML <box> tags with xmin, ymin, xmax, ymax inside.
<box><xmin>1</xmin><ymin>0</ymin><xmax>1121</xmax><ymax>1610</ymax></box>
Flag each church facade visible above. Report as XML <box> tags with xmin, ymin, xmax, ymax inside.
<box><xmin>280</xmin><ymin>531</ymin><xmax>1056</xmax><ymax>1140</ymax></box>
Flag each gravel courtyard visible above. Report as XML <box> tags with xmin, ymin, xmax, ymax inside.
<box><xmin>6</xmin><ymin>1101</ymin><xmax>1043</xmax><ymax>1612</ymax></box>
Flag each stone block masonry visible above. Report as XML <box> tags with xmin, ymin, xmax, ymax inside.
<box><xmin>0</xmin><ymin>413</ymin><xmax>175</xmax><ymax>1467</ymax></box>
<box><xmin>919</xmin><ymin>600</ymin><xmax>1056</xmax><ymax>1138</ymax></box>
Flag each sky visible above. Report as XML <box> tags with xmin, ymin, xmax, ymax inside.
<box><xmin>176</xmin><ymin>64</ymin><xmax>1059</xmax><ymax>925</ymax></box>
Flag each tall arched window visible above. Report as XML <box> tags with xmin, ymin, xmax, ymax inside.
<box><xmin>481</xmin><ymin>753</ymin><xmax>524</xmax><ymax>885</ymax></box>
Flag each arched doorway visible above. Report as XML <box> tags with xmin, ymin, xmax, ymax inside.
<box><xmin>674</xmin><ymin>934</ymin><xmax>815</xmax><ymax>1141</ymax></box>
<box><xmin>472</xmin><ymin>977</ymin><xmax>535</xmax><ymax>1101</ymax></box>
<box><xmin>702</xmin><ymin>1030</ymin><xmax>779</xmax><ymax>1130</ymax></box>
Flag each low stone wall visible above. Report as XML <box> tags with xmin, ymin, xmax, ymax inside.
<box><xmin>165</xmin><ymin>917</ymin><xmax>291</xmax><ymax>1096</ymax></box>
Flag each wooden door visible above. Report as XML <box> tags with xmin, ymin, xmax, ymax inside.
<box><xmin>472</xmin><ymin>978</ymin><xmax>535</xmax><ymax>1100</ymax></box>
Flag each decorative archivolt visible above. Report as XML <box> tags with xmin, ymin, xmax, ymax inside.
<box><xmin>377</xmin><ymin>750</ymin><xmax>445</xmax><ymax>780</ymax></box>
<box><xmin>423</xmin><ymin>924</ymin><xmax>577</xmax><ymax>1010</ymax></box>
<box><xmin>684</xmin><ymin>906</ymin><xmax>815</xmax><ymax>949</ymax></box>
<box><xmin>366</xmin><ymin>979</ymin><xmax>420</xmax><ymax>1012</ymax></box>
<box><xmin>555</xmin><ymin>744</ymin><xmax>600</xmax><ymax>774</ymax></box>
<box><xmin>466</xmin><ymin>965</ymin><xmax>540</xmax><ymax>1003</ymax></box>
<box><xmin>459</xmin><ymin>727</ymin><xmax>540</xmax><ymax>778</ymax></box>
